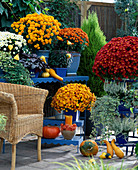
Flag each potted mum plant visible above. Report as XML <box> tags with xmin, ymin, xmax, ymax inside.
<box><xmin>55</xmin><ymin>28</ymin><xmax>89</xmax><ymax>75</ymax></box>
<box><xmin>0</xmin><ymin>31</ymin><xmax>26</xmax><ymax>57</ymax></box>
<box><xmin>11</xmin><ymin>13</ymin><xmax>62</xmax><ymax>63</ymax></box>
<box><xmin>51</xmin><ymin>83</ymin><xmax>96</xmax><ymax>121</ymax></box>
<box><xmin>92</xmin><ymin>36</ymin><xmax>138</xmax><ymax>82</ymax></box>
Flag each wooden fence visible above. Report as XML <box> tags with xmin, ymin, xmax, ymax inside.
<box><xmin>77</xmin><ymin>1</ymin><xmax>122</xmax><ymax>41</ymax></box>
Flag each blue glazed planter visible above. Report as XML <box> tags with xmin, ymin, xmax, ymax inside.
<box><xmin>67</xmin><ymin>52</ymin><xmax>81</xmax><ymax>76</ymax></box>
<box><xmin>29</xmin><ymin>69</ymin><xmax>39</xmax><ymax>78</ymax></box>
<box><xmin>116</xmin><ymin>133</ymin><xmax>128</xmax><ymax>144</ymax></box>
<box><xmin>118</xmin><ymin>103</ymin><xmax>131</xmax><ymax>117</ymax></box>
<box><xmin>36</xmin><ymin>50</ymin><xmax>50</xmax><ymax>64</ymax></box>
<box><xmin>63</xmin><ymin>109</ymin><xmax>80</xmax><ymax>121</ymax></box>
<box><xmin>54</xmin><ymin>68</ymin><xmax>67</xmax><ymax>77</ymax></box>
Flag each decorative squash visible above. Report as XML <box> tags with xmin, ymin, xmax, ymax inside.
<box><xmin>111</xmin><ymin>139</ymin><xmax>124</xmax><ymax>159</ymax></box>
<box><xmin>88</xmin><ymin>158</ymin><xmax>96</xmax><ymax>164</ymax></box>
<box><xmin>80</xmin><ymin>140</ymin><xmax>98</xmax><ymax>157</ymax></box>
<box><xmin>103</xmin><ymin>140</ymin><xmax>114</xmax><ymax>157</ymax></box>
<box><xmin>43</xmin><ymin>126</ymin><xmax>60</xmax><ymax>139</ymax></box>
<box><xmin>41</xmin><ymin>72</ymin><xmax>50</xmax><ymax>78</ymax></box>
<box><xmin>49</xmin><ymin>68</ymin><xmax>63</xmax><ymax>81</ymax></box>
<box><xmin>99</xmin><ymin>152</ymin><xmax>112</xmax><ymax>159</ymax></box>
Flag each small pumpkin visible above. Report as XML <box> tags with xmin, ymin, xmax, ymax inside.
<box><xmin>80</xmin><ymin>140</ymin><xmax>98</xmax><ymax>157</ymax></box>
<box><xmin>41</xmin><ymin>72</ymin><xmax>50</xmax><ymax>78</ymax></box>
<box><xmin>43</xmin><ymin>126</ymin><xmax>60</xmax><ymax>139</ymax></box>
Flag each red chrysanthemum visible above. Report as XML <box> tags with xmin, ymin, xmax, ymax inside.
<box><xmin>92</xmin><ymin>36</ymin><xmax>138</xmax><ymax>81</ymax></box>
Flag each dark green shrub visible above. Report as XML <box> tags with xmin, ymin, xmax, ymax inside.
<box><xmin>78</xmin><ymin>11</ymin><xmax>107</xmax><ymax>97</ymax></box>
<box><xmin>43</xmin><ymin>0</ymin><xmax>80</xmax><ymax>28</ymax></box>
<box><xmin>0</xmin><ymin>0</ymin><xmax>45</xmax><ymax>31</ymax></box>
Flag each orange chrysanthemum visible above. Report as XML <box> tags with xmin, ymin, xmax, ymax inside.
<box><xmin>51</xmin><ymin>83</ymin><xmax>96</xmax><ymax>113</ymax></box>
<box><xmin>11</xmin><ymin>13</ymin><xmax>62</xmax><ymax>51</ymax></box>
<box><xmin>57</xmin><ymin>28</ymin><xmax>89</xmax><ymax>53</ymax></box>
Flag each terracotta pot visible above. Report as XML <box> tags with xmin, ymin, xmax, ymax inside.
<box><xmin>61</xmin><ymin>130</ymin><xmax>75</xmax><ymax>140</ymax></box>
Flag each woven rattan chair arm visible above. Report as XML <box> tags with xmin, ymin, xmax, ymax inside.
<box><xmin>0</xmin><ymin>91</ymin><xmax>18</xmax><ymax>119</ymax></box>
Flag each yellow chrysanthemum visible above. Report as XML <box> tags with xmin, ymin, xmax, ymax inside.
<box><xmin>11</xmin><ymin>13</ymin><xmax>62</xmax><ymax>50</ymax></box>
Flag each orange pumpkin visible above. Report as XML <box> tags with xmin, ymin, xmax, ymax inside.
<box><xmin>43</xmin><ymin>126</ymin><xmax>60</xmax><ymax>139</ymax></box>
<box><xmin>80</xmin><ymin>140</ymin><xmax>98</xmax><ymax>156</ymax></box>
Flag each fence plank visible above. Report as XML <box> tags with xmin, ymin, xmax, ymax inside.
<box><xmin>81</xmin><ymin>2</ymin><xmax>122</xmax><ymax>41</ymax></box>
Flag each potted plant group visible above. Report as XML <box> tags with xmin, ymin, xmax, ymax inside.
<box><xmin>55</xmin><ymin>28</ymin><xmax>89</xmax><ymax>75</ymax></box>
<box><xmin>11</xmin><ymin>13</ymin><xmax>63</xmax><ymax>63</ymax></box>
<box><xmin>48</xmin><ymin>50</ymin><xmax>71</xmax><ymax>77</ymax></box>
<box><xmin>51</xmin><ymin>83</ymin><xmax>96</xmax><ymax>121</ymax></box>
<box><xmin>108</xmin><ymin>117</ymin><xmax>137</xmax><ymax>144</ymax></box>
<box><xmin>90</xmin><ymin>95</ymin><xmax>120</xmax><ymax>139</ymax></box>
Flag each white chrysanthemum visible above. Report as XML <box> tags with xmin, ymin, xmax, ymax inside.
<box><xmin>15</xmin><ymin>46</ymin><xmax>18</xmax><ymax>50</ymax></box>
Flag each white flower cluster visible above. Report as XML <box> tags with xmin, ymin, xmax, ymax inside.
<box><xmin>0</xmin><ymin>31</ymin><xmax>26</xmax><ymax>56</ymax></box>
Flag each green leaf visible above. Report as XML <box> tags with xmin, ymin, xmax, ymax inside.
<box><xmin>22</xmin><ymin>0</ymin><xmax>30</xmax><ymax>5</ymax></box>
<box><xmin>0</xmin><ymin>3</ymin><xmax>4</xmax><ymax>15</ymax></box>
<box><xmin>29</xmin><ymin>3</ymin><xmax>36</xmax><ymax>12</ymax></box>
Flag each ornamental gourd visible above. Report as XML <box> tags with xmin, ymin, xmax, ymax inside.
<box><xmin>43</xmin><ymin>126</ymin><xmax>60</xmax><ymax>139</ymax></box>
<box><xmin>49</xmin><ymin>68</ymin><xmax>63</xmax><ymax>81</ymax></box>
<box><xmin>103</xmin><ymin>140</ymin><xmax>114</xmax><ymax>157</ymax></box>
<box><xmin>80</xmin><ymin>140</ymin><xmax>98</xmax><ymax>157</ymax></box>
<box><xmin>111</xmin><ymin>139</ymin><xmax>124</xmax><ymax>159</ymax></box>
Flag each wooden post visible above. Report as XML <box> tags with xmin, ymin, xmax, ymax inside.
<box><xmin>80</xmin><ymin>1</ymin><xmax>87</xmax><ymax>26</ymax></box>
<box><xmin>0</xmin><ymin>138</ymin><xmax>4</xmax><ymax>152</ymax></box>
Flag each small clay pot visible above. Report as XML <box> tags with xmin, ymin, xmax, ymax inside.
<box><xmin>61</xmin><ymin>130</ymin><xmax>75</xmax><ymax>140</ymax></box>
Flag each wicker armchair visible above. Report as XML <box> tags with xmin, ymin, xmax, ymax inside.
<box><xmin>0</xmin><ymin>83</ymin><xmax>48</xmax><ymax>170</ymax></box>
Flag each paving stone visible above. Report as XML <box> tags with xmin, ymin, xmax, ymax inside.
<box><xmin>0</xmin><ymin>135</ymin><xmax>138</xmax><ymax>170</ymax></box>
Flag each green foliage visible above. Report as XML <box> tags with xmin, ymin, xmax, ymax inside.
<box><xmin>104</xmin><ymin>80</ymin><xmax>138</xmax><ymax>109</ymax></box>
<box><xmin>0</xmin><ymin>114</ymin><xmax>7</xmax><ymax>131</ymax></box>
<box><xmin>44</xmin><ymin>0</ymin><xmax>80</xmax><ymax>28</ymax></box>
<box><xmin>0</xmin><ymin>51</ymin><xmax>33</xmax><ymax>86</ymax></box>
<box><xmin>52</xmin><ymin>156</ymin><xmax>136</xmax><ymax>170</ymax></box>
<box><xmin>114</xmin><ymin>0</ymin><xmax>138</xmax><ymax>36</ymax></box>
<box><xmin>0</xmin><ymin>0</ymin><xmax>45</xmax><ymax>31</ymax></box>
<box><xmin>89</xmin><ymin>95</ymin><xmax>120</xmax><ymax>140</ymax></box>
<box><xmin>48</xmin><ymin>50</ymin><xmax>70</xmax><ymax>68</ymax></box>
<box><xmin>78</xmin><ymin>11</ymin><xmax>107</xmax><ymax>97</ymax></box>
<box><xmin>108</xmin><ymin>117</ymin><xmax>137</xmax><ymax>136</ymax></box>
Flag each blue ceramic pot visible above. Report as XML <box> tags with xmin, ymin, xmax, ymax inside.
<box><xmin>54</xmin><ymin>68</ymin><xmax>67</xmax><ymax>77</ymax></box>
<box><xmin>67</xmin><ymin>52</ymin><xmax>81</xmax><ymax>76</ymax></box>
<box><xmin>116</xmin><ymin>133</ymin><xmax>128</xmax><ymax>144</ymax></box>
<box><xmin>63</xmin><ymin>109</ymin><xmax>80</xmax><ymax>122</ymax></box>
<box><xmin>29</xmin><ymin>69</ymin><xmax>39</xmax><ymax>78</ymax></box>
